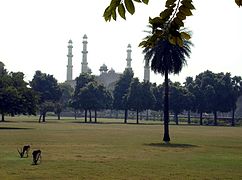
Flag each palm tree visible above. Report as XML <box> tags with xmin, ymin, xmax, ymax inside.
<box><xmin>143</xmin><ymin>32</ymin><xmax>192</xmax><ymax>143</ymax></box>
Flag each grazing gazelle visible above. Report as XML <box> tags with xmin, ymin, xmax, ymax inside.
<box><xmin>17</xmin><ymin>145</ymin><xmax>30</xmax><ymax>158</ymax></box>
<box><xmin>32</xmin><ymin>150</ymin><xmax>41</xmax><ymax>165</ymax></box>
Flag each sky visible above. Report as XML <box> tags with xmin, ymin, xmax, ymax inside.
<box><xmin>0</xmin><ymin>0</ymin><xmax>242</xmax><ymax>85</ymax></box>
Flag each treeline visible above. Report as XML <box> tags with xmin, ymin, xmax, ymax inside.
<box><xmin>1</xmin><ymin>61</ymin><xmax>241</xmax><ymax>126</ymax></box>
<box><xmin>107</xmin><ymin>69</ymin><xmax>242</xmax><ymax>126</ymax></box>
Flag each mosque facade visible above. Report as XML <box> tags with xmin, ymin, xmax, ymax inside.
<box><xmin>65</xmin><ymin>35</ymin><xmax>150</xmax><ymax>90</ymax></box>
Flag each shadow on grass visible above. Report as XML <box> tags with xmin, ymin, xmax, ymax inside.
<box><xmin>71</xmin><ymin>121</ymin><xmax>126</xmax><ymax>125</ymax></box>
<box><xmin>145</xmin><ymin>143</ymin><xmax>198</xmax><ymax>148</ymax></box>
<box><xmin>70</xmin><ymin>121</ymin><xmax>164</xmax><ymax>125</ymax></box>
<box><xmin>0</xmin><ymin>127</ymin><xmax>33</xmax><ymax>130</ymax></box>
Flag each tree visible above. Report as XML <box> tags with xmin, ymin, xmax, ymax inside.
<box><xmin>0</xmin><ymin>86</ymin><xmax>18</xmax><ymax>121</ymax></box>
<box><xmin>141</xmin><ymin>81</ymin><xmax>155</xmax><ymax>120</ymax></box>
<box><xmin>0</xmin><ymin>62</ymin><xmax>7</xmax><ymax>76</ymax></box>
<box><xmin>104</xmin><ymin>0</ymin><xmax>241</xmax><ymax>22</ymax></box>
<box><xmin>104</xmin><ymin>0</ymin><xmax>241</xmax><ymax>47</ymax></box>
<box><xmin>194</xmin><ymin>71</ymin><xmax>234</xmax><ymax>126</ymax></box>
<box><xmin>74</xmin><ymin>81</ymin><xmax>112</xmax><ymax>123</ymax></box>
<box><xmin>10</xmin><ymin>72</ymin><xmax>37</xmax><ymax>116</ymax></box>
<box><xmin>72</xmin><ymin>73</ymin><xmax>95</xmax><ymax>122</ymax></box>
<box><xmin>211</xmin><ymin>73</ymin><xmax>234</xmax><ymax>126</ymax></box>
<box><xmin>30</xmin><ymin>70</ymin><xmax>61</xmax><ymax>122</ymax></box>
<box><xmin>77</xmin><ymin>82</ymin><xmax>97</xmax><ymax>122</ymax></box>
<box><xmin>183</xmin><ymin>77</ymin><xmax>196</xmax><ymax>124</ymax></box>
<box><xmin>104</xmin><ymin>0</ymin><xmax>195</xmax><ymax>48</ymax></box>
<box><xmin>126</xmin><ymin>78</ymin><xmax>144</xmax><ymax>124</ymax></box>
<box><xmin>152</xmin><ymin>83</ymin><xmax>164</xmax><ymax>114</ymax></box>
<box><xmin>231</xmin><ymin>76</ymin><xmax>242</xmax><ymax>126</ymax></box>
<box><xmin>94</xmin><ymin>84</ymin><xmax>113</xmax><ymax>122</ymax></box>
<box><xmin>170</xmin><ymin>81</ymin><xmax>187</xmax><ymax>125</ymax></box>
<box><xmin>0</xmin><ymin>62</ymin><xmax>12</xmax><ymax>121</ymax></box>
<box><xmin>113</xmin><ymin>69</ymin><xmax>134</xmax><ymax>123</ymax></box>
<box><xmin>55</xmin><ymin>83</ymin><xmax>74</xmax><ymax>120</ymax></box>
<box><xmin>142</xmin><ymin>28</ymin><xmax>192</xmax><ymax>143</ymax></box>
<box><xmin>0</xmin><ymin>64</ymin><xmax>37</xmax><ymax>121</ymax></box>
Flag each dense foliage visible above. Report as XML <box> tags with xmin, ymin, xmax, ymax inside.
<box><xmin>0</xmin><ymin>62</ymin><xmax>37</xmax><ymax>121</ymax></box>
<box><xmin>112</xmin><ymin>69</ymin><xmax>134</xmax><ymax>123</ymax></box>
<box><xmin>30</xmin><ymin>70</ymin><xmax>62</xmax><ymax>122</ymax></box>
<box><xmin>1</xmin><ymin>61</ymin><xmax>241</xmax><ymax>127</ymax></box>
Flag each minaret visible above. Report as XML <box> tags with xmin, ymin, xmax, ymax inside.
<box><xmin>81</xmin><ymin>34</ymin><xmax>88</xmax><ymax>73</ymax></box>
<box><xmin>144</xmin><ymin>59</ymin><xmax>150</xmax><ymax>82</ymax></box>
<box><xmin>66</xmin><ymin>39</ymin><xmax>73</xmax><ymax>81</ymax></box>
<box><xmin>125</xmin><ymin>44</ymin><xmax>132</xmax><ymax>70</ymax></box>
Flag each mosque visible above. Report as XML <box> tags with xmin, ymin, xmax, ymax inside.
<box><xmin>65</xmin><ymin>34</ymin><xmax>150</xmax><ymax>90</ymax></box>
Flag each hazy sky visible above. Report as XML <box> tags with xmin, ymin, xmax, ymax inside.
<box><xmin>0</xmin><ymin>0</ymin><xmax>242</xmax><ymax>84</ymax></box>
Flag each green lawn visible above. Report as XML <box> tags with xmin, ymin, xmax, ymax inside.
<box><xmin>0</xmin><ymin>116</ymin><xmax>242</xmax><ymax>179</ymax></box>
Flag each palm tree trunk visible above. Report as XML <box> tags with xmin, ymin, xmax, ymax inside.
<box><xmin>213</xmin><ymin>111</ymin><xmax>217</xmax><ymax>126</ymax></box>
<box><xmin>187</xmin><ymin>110</ymin><xmax>191</xmax><ymax>124</ymax></box>
<box><xmin>84</xmin><ymin>109</ymin><xmax>87</xmax><ymax>123</ymax></box>
<box><xmin>231</xmin><ymin>108</ymin><xmax>235</xmax><ymax>126</ymax></box>
<box><xmin>163</xmin><ymin>70</ymin><xmax>170</xmax><ymax>143</ymax></box>
<box><xmin>136</xmin><ymin>110</ymin><xmax>139</xmax><ymax>124</ymax></box>
<box><xmin>124</xmin><ymin>109</ymin><xmax>128</xmax><ymax>124</ymax></box>
<box><xmin>200</xmin><ymin>112</ymin><xmax>203</xmax><ymax>125</ymax></box>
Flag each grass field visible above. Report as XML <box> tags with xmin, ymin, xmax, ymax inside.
<box><xmin>0</xmin><ymin>116</ymin><xmax>242</xmax><ymax>180</ymax></box>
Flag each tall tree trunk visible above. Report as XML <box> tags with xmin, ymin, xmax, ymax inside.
<box><xmin>200</xmin><ymin>112</ymin><xmax>203</xmax><ymax>125</ymax></box>
<box><xmin>163</xmin><ymin>71</ymin><xmax>170</xmax><ymax>143</ymax></box>
<box><xmin>38</xmin><ymin>114</ymin><xmax>42</xmax><ymax>123</ymax></box>
<box><xmin>74</xmin><ymin>111</ymin><xmax>77</xmax><ymax>120</ymax></box>
<box><xmin>124</xmin><ymin>109</ymin><xmax>128</xmax><ymax>124</ymax></box>
<box><xmin>187</xmin><ymin>110</ymin><xmax>191</xmax><ymax>124</ymax></box>
<box><xmin>116</xmin><ymin>110</ymin><xmax>119</xmax><ymax>119</ymax></box>
<box><xmin>146</xmin><ymin>109</ymin><xmax>149</xmax><ymax>120</ymax></box>
<box><xmin>89</xmin><ymin>109</ymin><xmax>92</xmax><ymax>122</ymax></box>
<box><xmin>95</xmin><ymin>110</ymin><xmax>97</xmax><ymax>123</ymax></box>
<box><xmin>213</xmin><ymin>111</ymin><xmax>217</xmax><ymax>126</ymax></box>
<box><xmin>42</xmin><ymin>113</ymin><xmax>46</xmax><ymax>123</ymax></box>
<box><xmin>84</xmin><ymin>109</ymin><xmax>87</xmax><ymax>123</ymax></box>
<box><xmin>57</xmin><ymin>113</ymin><xmax>60</xmax><ymax>120</ymax></box>
<box><xmin>175</xmin><ymin>113</ymin><xmax>179</xmax><ymax>125</ymax></box>
<box><xmin>231</xmin><ymin>108</ymin><xmax>235</xmax><ymax>126</ymax></box>
<box><xmin>136</xmin><ymin>110</ymin><xmax>139</xmax><ymax>124</ymax></box>
<box><xmin>1</xmin><ymin>113</ymin><xmax>4</xmax><ymax>122</ymax></box>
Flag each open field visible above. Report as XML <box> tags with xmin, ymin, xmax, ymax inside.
<box><xmin>0</xmin><ymin>116</ymin><xmax>242</xmax><ymax>179</ymax></box>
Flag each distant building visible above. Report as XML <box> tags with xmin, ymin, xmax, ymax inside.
<box><xmin>65</xmin><ymin>35</ymin><xmax>149</xmax><ymax>90</ymax></box>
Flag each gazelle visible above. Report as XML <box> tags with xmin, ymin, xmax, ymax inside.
<box><xmin>32</xmin><ymin>150</ymin><xmax>41</xmax><ymax>165</ymax></box>
<box><xmin>17</xmin><ymin>145</ymin><xmax>30</xmax><ymax>158</ymax></box>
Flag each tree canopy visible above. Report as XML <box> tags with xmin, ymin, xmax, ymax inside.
<box><xmin>104</xmin><ymin>0</ymin><xmax>241</xmax><ymax>48</ymax></box>
<box><xmin>30</xmin><ymin>70</ymin><xmax>62</xmax><ymax>122</ymax></box>
<box><xmin>112</xmin><ymin>69</ymin><xmax>134</xmax><ymax>123</ymax></box>
<box><xmin>72</xmin><ymin>73</ymin><xmax>113</xmax><ymax>122</ymax></box>
<box><xmin>0</xmin><ymin>62</ymin><xmax>37</xmax><ymax>121</ymax></box>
